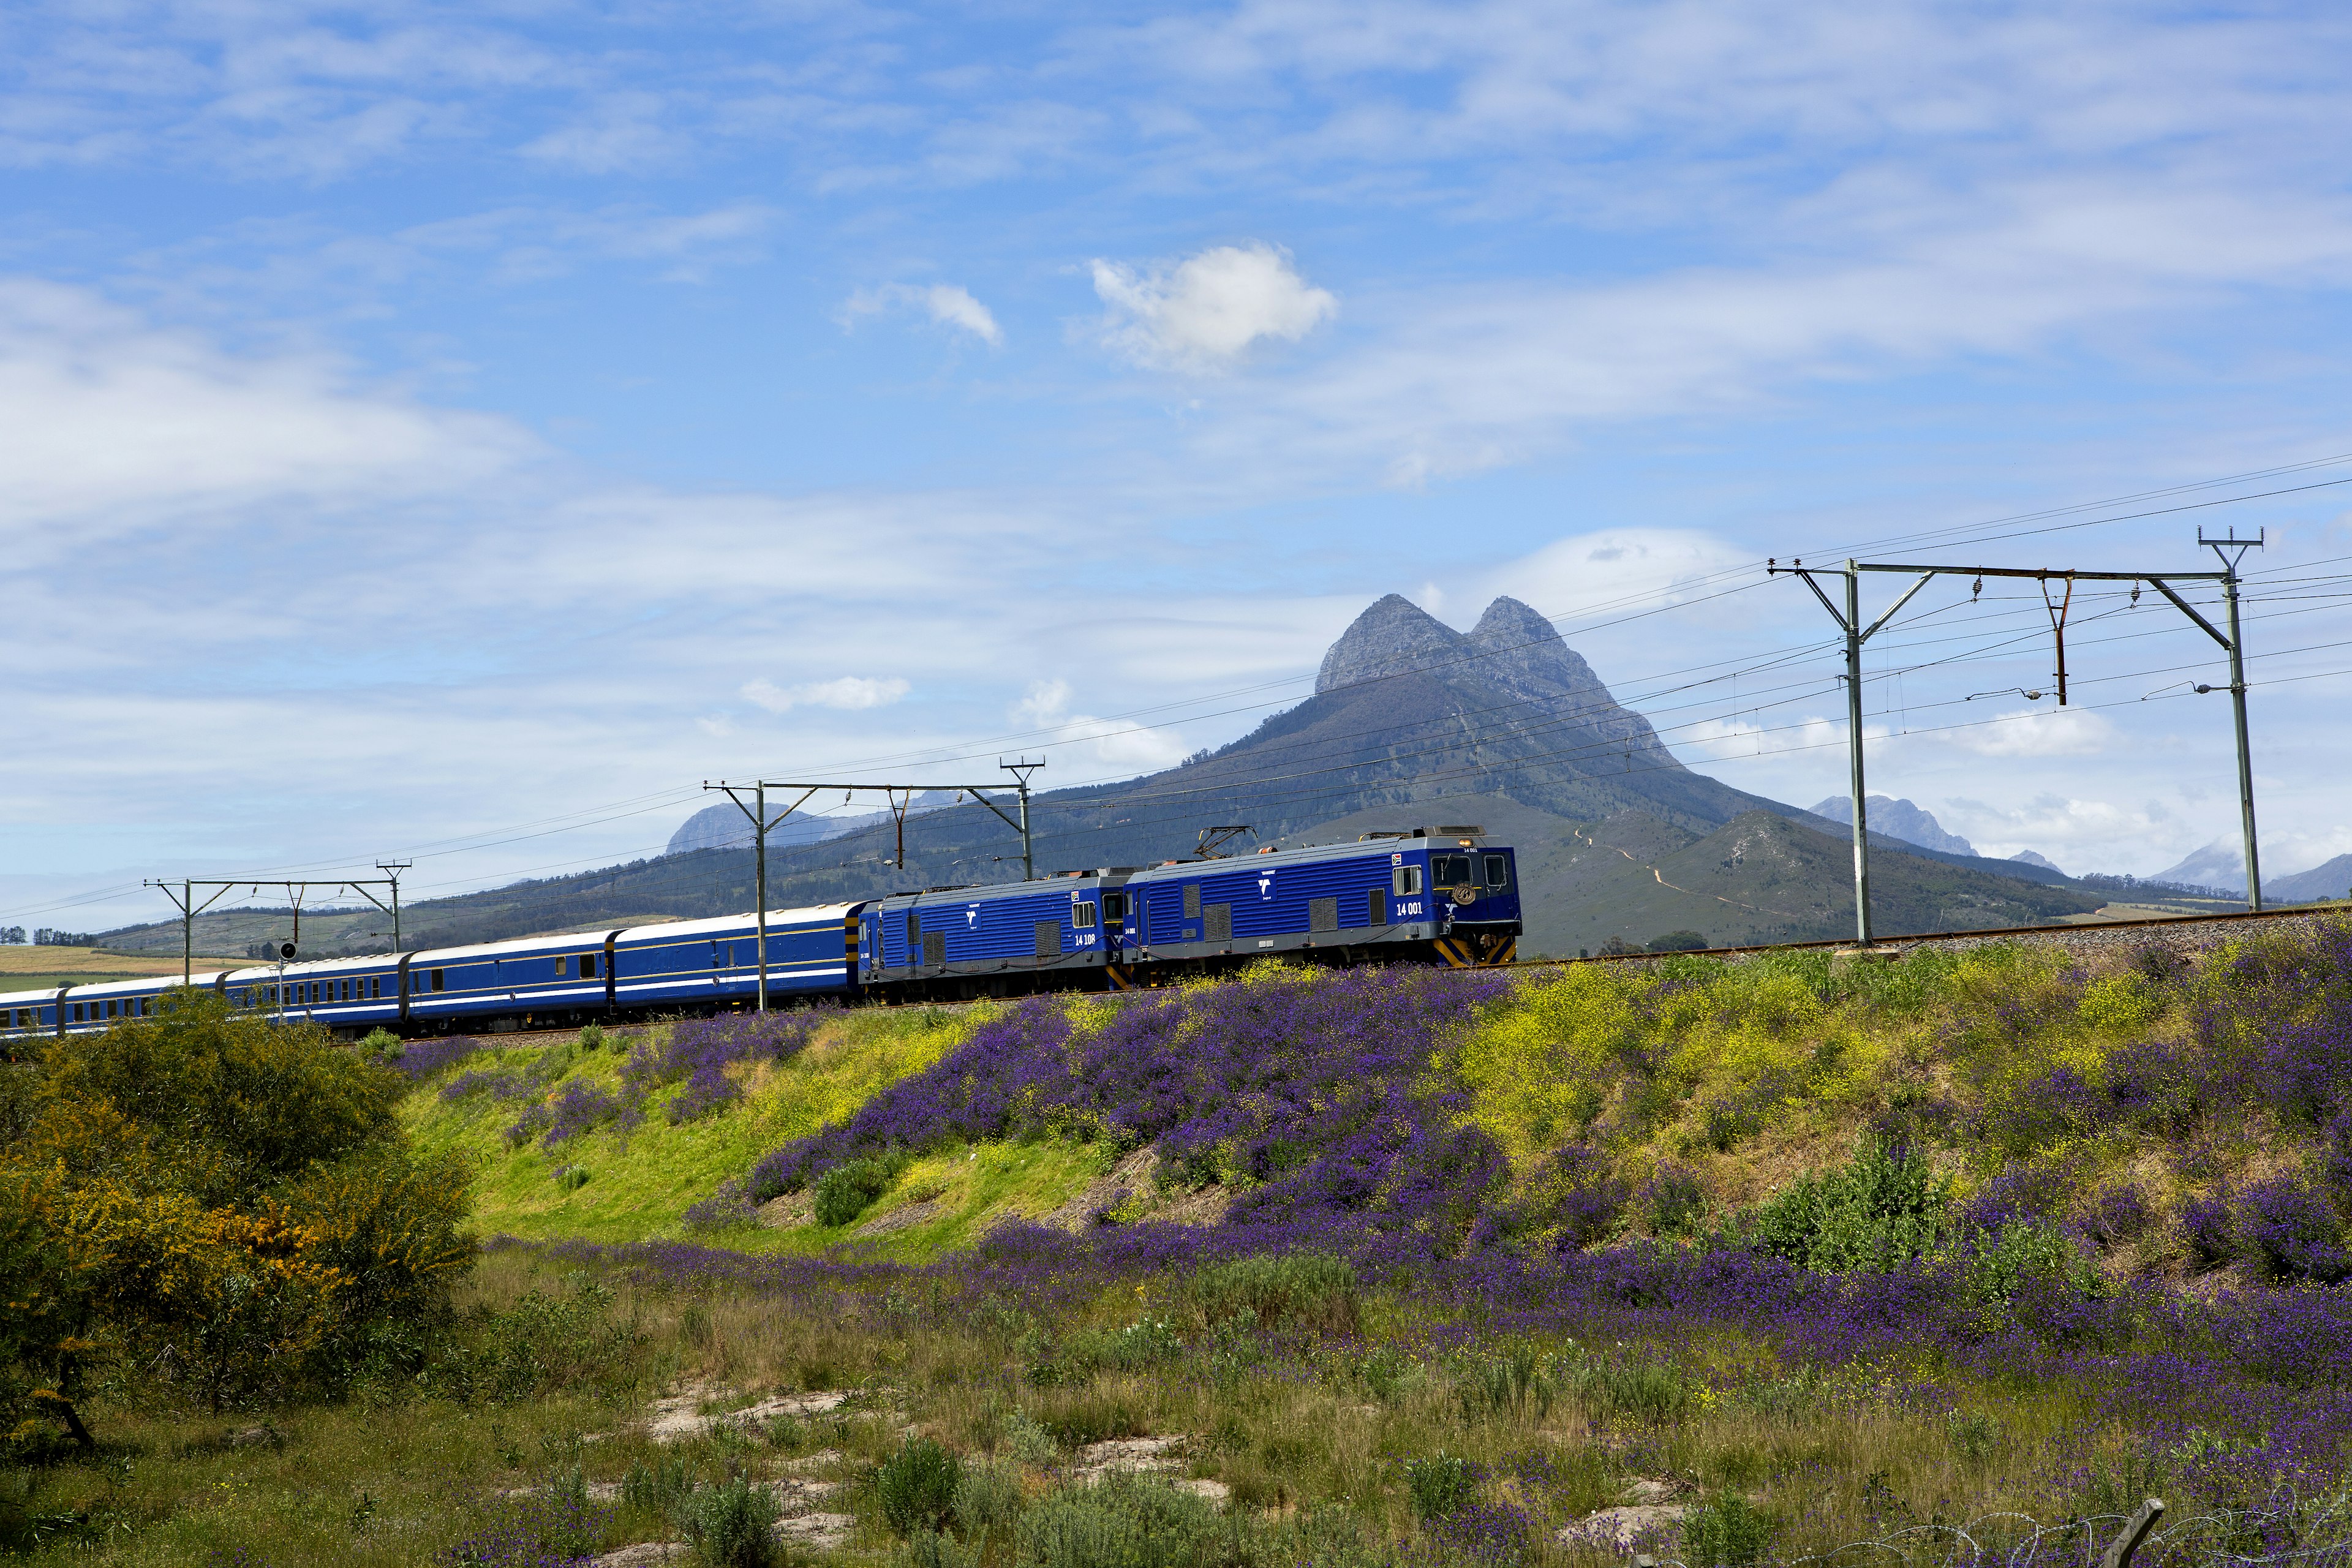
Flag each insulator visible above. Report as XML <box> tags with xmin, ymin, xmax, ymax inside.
<box><xmin>1972</xmin><ymin>576</ymin><xmax>1983</xmax><ymax>601</ymax></box>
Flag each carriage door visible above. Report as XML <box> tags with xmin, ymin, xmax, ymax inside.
<box><xmin>1099</xmin><ymin>882</ymin><xmax>1136</xmax><ymax>959</ymax></box>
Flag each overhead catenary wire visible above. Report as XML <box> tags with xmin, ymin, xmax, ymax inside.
<box><xmin>15</xmin><ymin>460</ymin><xmax>2352</xmax><ymax>927</ymax></box>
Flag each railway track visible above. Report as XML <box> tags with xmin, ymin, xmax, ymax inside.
<box><xmin>401</xmin><ymin>904</ymin><xmax>2337</xmax><ymax>1048</ymax></box>
<box><xmin>1520</xmin><ymin>900</ymin><xmax>2332</xmax><ymax>967</ymax></box>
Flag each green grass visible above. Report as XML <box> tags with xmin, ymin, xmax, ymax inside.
<box><xmin>399</xmin><ymin>1007</ymin><xmax>1117</xmax><ymax>1257</ymax></box>
<box><xmin>0</xmin><ymin>1246</ymin><xmax>2195</xmax><ymax>1567</ymax></box>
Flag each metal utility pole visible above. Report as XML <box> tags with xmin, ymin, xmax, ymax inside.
<box><xmin>704</xmin><ymin>768</ymin><xmax>1049</xmax><ymax>1008</ymax></box>
<box><xmin>704</xmin><ymin>781</ymin><xmax>797</xmax><ymax>1014</ymax></box>
<box><xmin>1000</xmin><ymin>758</ymin><xmax>1044</xmax><ymax>881</ymax></box>
<box><xmin>1772</xmin><ymin>542</ymin><xmax>2262</xmax><ymax>940</ymax></box>
<box><xmin>1768</xmin><ymin>557</ymin><xmax>1934</xmax><ymax>947</ymax></box>
<box><xmin>145</xmin><ymin>877</ymin><xmax>403</xmax><ymax>985</ymax></box>
<box><xmin>2203</xmin><ymin>530</ymin><xmax>2266</xmax><ymax>910</ymax></box>
<box><xmin>149</xmin><ymin>880</ymin><xmax>236</xmax><ymax>986</ymax></box>
<box><xmin>354</xmin><ymin>861</ymin><xmax>410</xmax><ymax>951</ymax></box>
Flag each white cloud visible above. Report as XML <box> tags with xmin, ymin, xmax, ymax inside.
<box><xmin>842</xmin><ymin>283</ymin><xmax>1003</xmax><ymax>345</ymax></box>
<box><xmin>1091</xmin><ymin>243</ymin><xmax>1336</xmax><ymax>372</ymax></box>
<box><xmin>741</xmin><ymin>676</ymin><xmax>911</xmax><ymax>714</ymax></box>
<box><xmin>1013</xmin><ymin>679</ymin><xmax>1189</xmax><ymax>771</ymax></box>
<box><xmin>0</xmin><ymin>278</ymin><xmax>535</xmax><ymax>557</ymax></box>
<box><xmin>1479</xmin><ymin>529</ymin><xmax>1752</xmax><ymax>622</ymax></box>
<box><xmin>1946</xmin><ymin>706</ymin><xmax>2117</xmax><ymax>758</ymax></box>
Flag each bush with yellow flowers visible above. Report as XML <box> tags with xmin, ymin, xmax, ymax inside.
<box><xmin>0</xmin><ymin>990</ymin><xmax>470</xmax><ymax>1449</ymax></box>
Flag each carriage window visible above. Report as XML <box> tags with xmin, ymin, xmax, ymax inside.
<box><xmin>1483</xmin><ymin>854</ymin><xmax>1510</xmax><ymax>888</ymax></box>
<box><xmin>554</xmin><ymin>954</ymin><xmax>569</xmax><ymax>978</ymax></box>
<box><xmin>1073</xmin><ymin>900</ymin><xmax>1098</xmax><ymax>929</ymax></box>
<box><xmin>371</xmin><ymin>976</ymin><xmax>382</xmax><ymax>999</ymax></box>
<box><xmin>431</xmin><ymin>969</ymin><xmax>445</xmax><ymax>992</ymax></box>
<box><xmin>581</xmin><ymin>953</ymin><xmax>598</xmax><ymax>979</ymax></box>
<box><xmin>1392</xmin><ymin>866</ymin><xmax>1423</xmax><ymax>896</ymax></box>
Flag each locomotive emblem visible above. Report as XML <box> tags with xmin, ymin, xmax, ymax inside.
<box><xmin>1447</xmin><ymin>885</ymin><xmax>1479</xmax><ymax>905</ymax></box>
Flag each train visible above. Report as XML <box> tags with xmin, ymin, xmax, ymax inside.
<box><xmin>0</xmin><ymin>827</ymin><xmax>1520</xmax><ymax>1042</ymax></box>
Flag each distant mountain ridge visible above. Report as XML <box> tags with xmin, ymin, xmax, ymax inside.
<box><xmin>91</xmin><ymin>592</ymin><xmax>2125</xmax><ymax>957</ymax></box>
<box><xmin>1807</xmin><ymin>795</ymin><xmax>1976</xmax><ymax>856</ymax></box>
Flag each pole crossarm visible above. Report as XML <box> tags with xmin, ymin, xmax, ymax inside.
<box><xmin>1853</xmin><ymin>563</ymin><xmax>2228</xmax><ymax>581</ymax></box>
<box><xmin>1771</xmin><ymin>539</ymin><xmax>2264</xmax><ymax>933</ymax></box>
<box><xmin>145</xmin><ymin>877</ymin><xmax>403</xmax><ymax>986</ymax></box>
<box><xmin>704</xmin><ymin>767</ymin><xmax>1048</xmax><ymax>1007</ymax></box>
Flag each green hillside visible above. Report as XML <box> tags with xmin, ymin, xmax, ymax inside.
<box><xmin>396</xmin><ymin>1007</ymin><xmax>1121</xmax><ymax>1257</ymax></box>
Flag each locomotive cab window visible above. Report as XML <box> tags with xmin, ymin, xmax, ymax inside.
<box><xmin>1432</xmin><ymin>854</ymin><xmax>1474</xmax><ymax>886</ymax></box>
<box><xmin>1073</xmin><ymin>900</ymin><xmax>1098</xmax><ymax>929</ymax></box>
<box><xmin>1392</xmin><ymin>865</ymin><xmax>1423</xmax><ymax>896</ymax></box>
<box><xmin>1101</xmin><ymin>892</ymin><xmax>1126</xmax><ymax>922</ymax></box>
<box><xmin>1483</xmin><ymin>854</ymin><xmax>1510</xmax><ymax>889</ymax></box>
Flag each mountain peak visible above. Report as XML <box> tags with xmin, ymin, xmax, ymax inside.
<box><xmin>1314</xmin><ymin>594</ymin><xmax>1468</xmax><ymax>694</ymax></box>
<box><xmin>1466</xmin><ymin>595</ymin><xmax>1610</xmax><ymax>710</ymax></box>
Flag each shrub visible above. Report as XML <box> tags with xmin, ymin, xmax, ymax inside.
<box><xmin>1960</xmin><ymin>1219</ymin><xmax>2101</xmax><ymax>1307</ymax></box>
<box><xmin>1016</xmin><ymin>1472</ymin><xmax>1232</xmax><ymax>1568</ymax></box>
<box><xmin>2241</xmin><ymin>1176</ymin><xmax>2352</xmax><ymax>1284</ymax></box>
<box><xmin>949</xmin><ymin>1461</ymin><xmax>1024</xmax><ymax>1536</ymax></box>
<box><xmin>1642</xmin><ymin>1164</ymin><xmax>1706</xmax><ymax>1238</ymax></box>
<box><xmin>876</xmin><ymin>1435</ymin><xmax>963</xmax><ymax>1537</ymax></box>
<box><xmin>1425</xmin><ymin>1501</ymin><xmax>1535</xmax><ymax>1564</ymax></box>
<box><xmin>2086</xmin><ymin>1182</ymin><xmax>2150</xmax><ymax>1247</ymax></box>
<box><xmin>1456</xmin><ymin>1346</ymin><xmax>1552</xmax><ymax>1422</ymax></box>
<box><xmin>541</xmin><ymin>1080</ymin><xmax>622</xmax><ymax>1148</ymax></box>
<box><xmin>678</xmin><ymin>1475</ymin><xmax>779</xmax><ymax>1568</ymax></box>
<box><xmin>1185</xmin><ymin>1251</ymin><xmax>1359</xmax><ymax>1335</ymax></box>
<box><xmin>0</xmin><ymin>992</ymin><xmax>471</xmax><ymax>1438</ymax></box>
<box><xmin>1648</xmin><ymin>930</ymin><xmax>1708</xmax><ymax>952</ymax></box>
<box><xmin>2182</xmin><ymin>1193</ymin><xmax>2236</xmax><ymax>1269</ymax></box>
<box><xmin>814</xmin><ymin>1153</ymin><xmax>908</xmax><ymax>1228</ymax></box>
<box><xmin>1404</xmin><ymin>1453</ymin><xmax>1479</xmax><ymax>1520</ymax></box>
<box><xmin>620</xmin><ymin>1453</ymin><xmax>692</xmax><ymax>1516</ymax></box>
<box><xmin>1740</xmin><ymin>1138</ymin><xmax>1950</xmax><ymax>1272</ymax></box>
<box><xmin>1569</xmin><ymin>1357</ymin><xmax>1692</xmax><ymax>1422</ymax></box>
<box><xmin>441</xmin><ymin>1480</ymin><xmax>609</xmax><ymax>1566</ymax></box>
<box><xmin>1683</xmin><ymin>1491</ymin><xmax>1776</xmax><ymax>1566</ymax></box>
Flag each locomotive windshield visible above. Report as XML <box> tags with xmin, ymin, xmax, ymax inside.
<box><xmin>1432</xmin><ymin>853</ymin><xmax>1474</xmax><ymax>886</ymax></box>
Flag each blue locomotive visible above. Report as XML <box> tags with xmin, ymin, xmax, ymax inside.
<box><xmin>0</xmin><ymin>828</ymin><xmax>1517</xmax><ymax>1040</ymax></box>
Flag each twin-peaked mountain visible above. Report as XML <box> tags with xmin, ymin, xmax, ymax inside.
<box><xmin>1148</xmin><ymin>593</ymin><xmax>1770</xmax><ymax>833</ymax></box>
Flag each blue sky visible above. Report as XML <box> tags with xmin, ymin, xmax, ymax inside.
<box><xmin>7</xmin><ymin>0</ymin><xmax>2352</xmax><ymax>927</ymax></box>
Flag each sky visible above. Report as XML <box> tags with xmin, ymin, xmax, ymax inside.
<box><xmin>7</xmin><ymin>0</ymin><xmax>2352</xmax><ymax>932</ymax></box>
